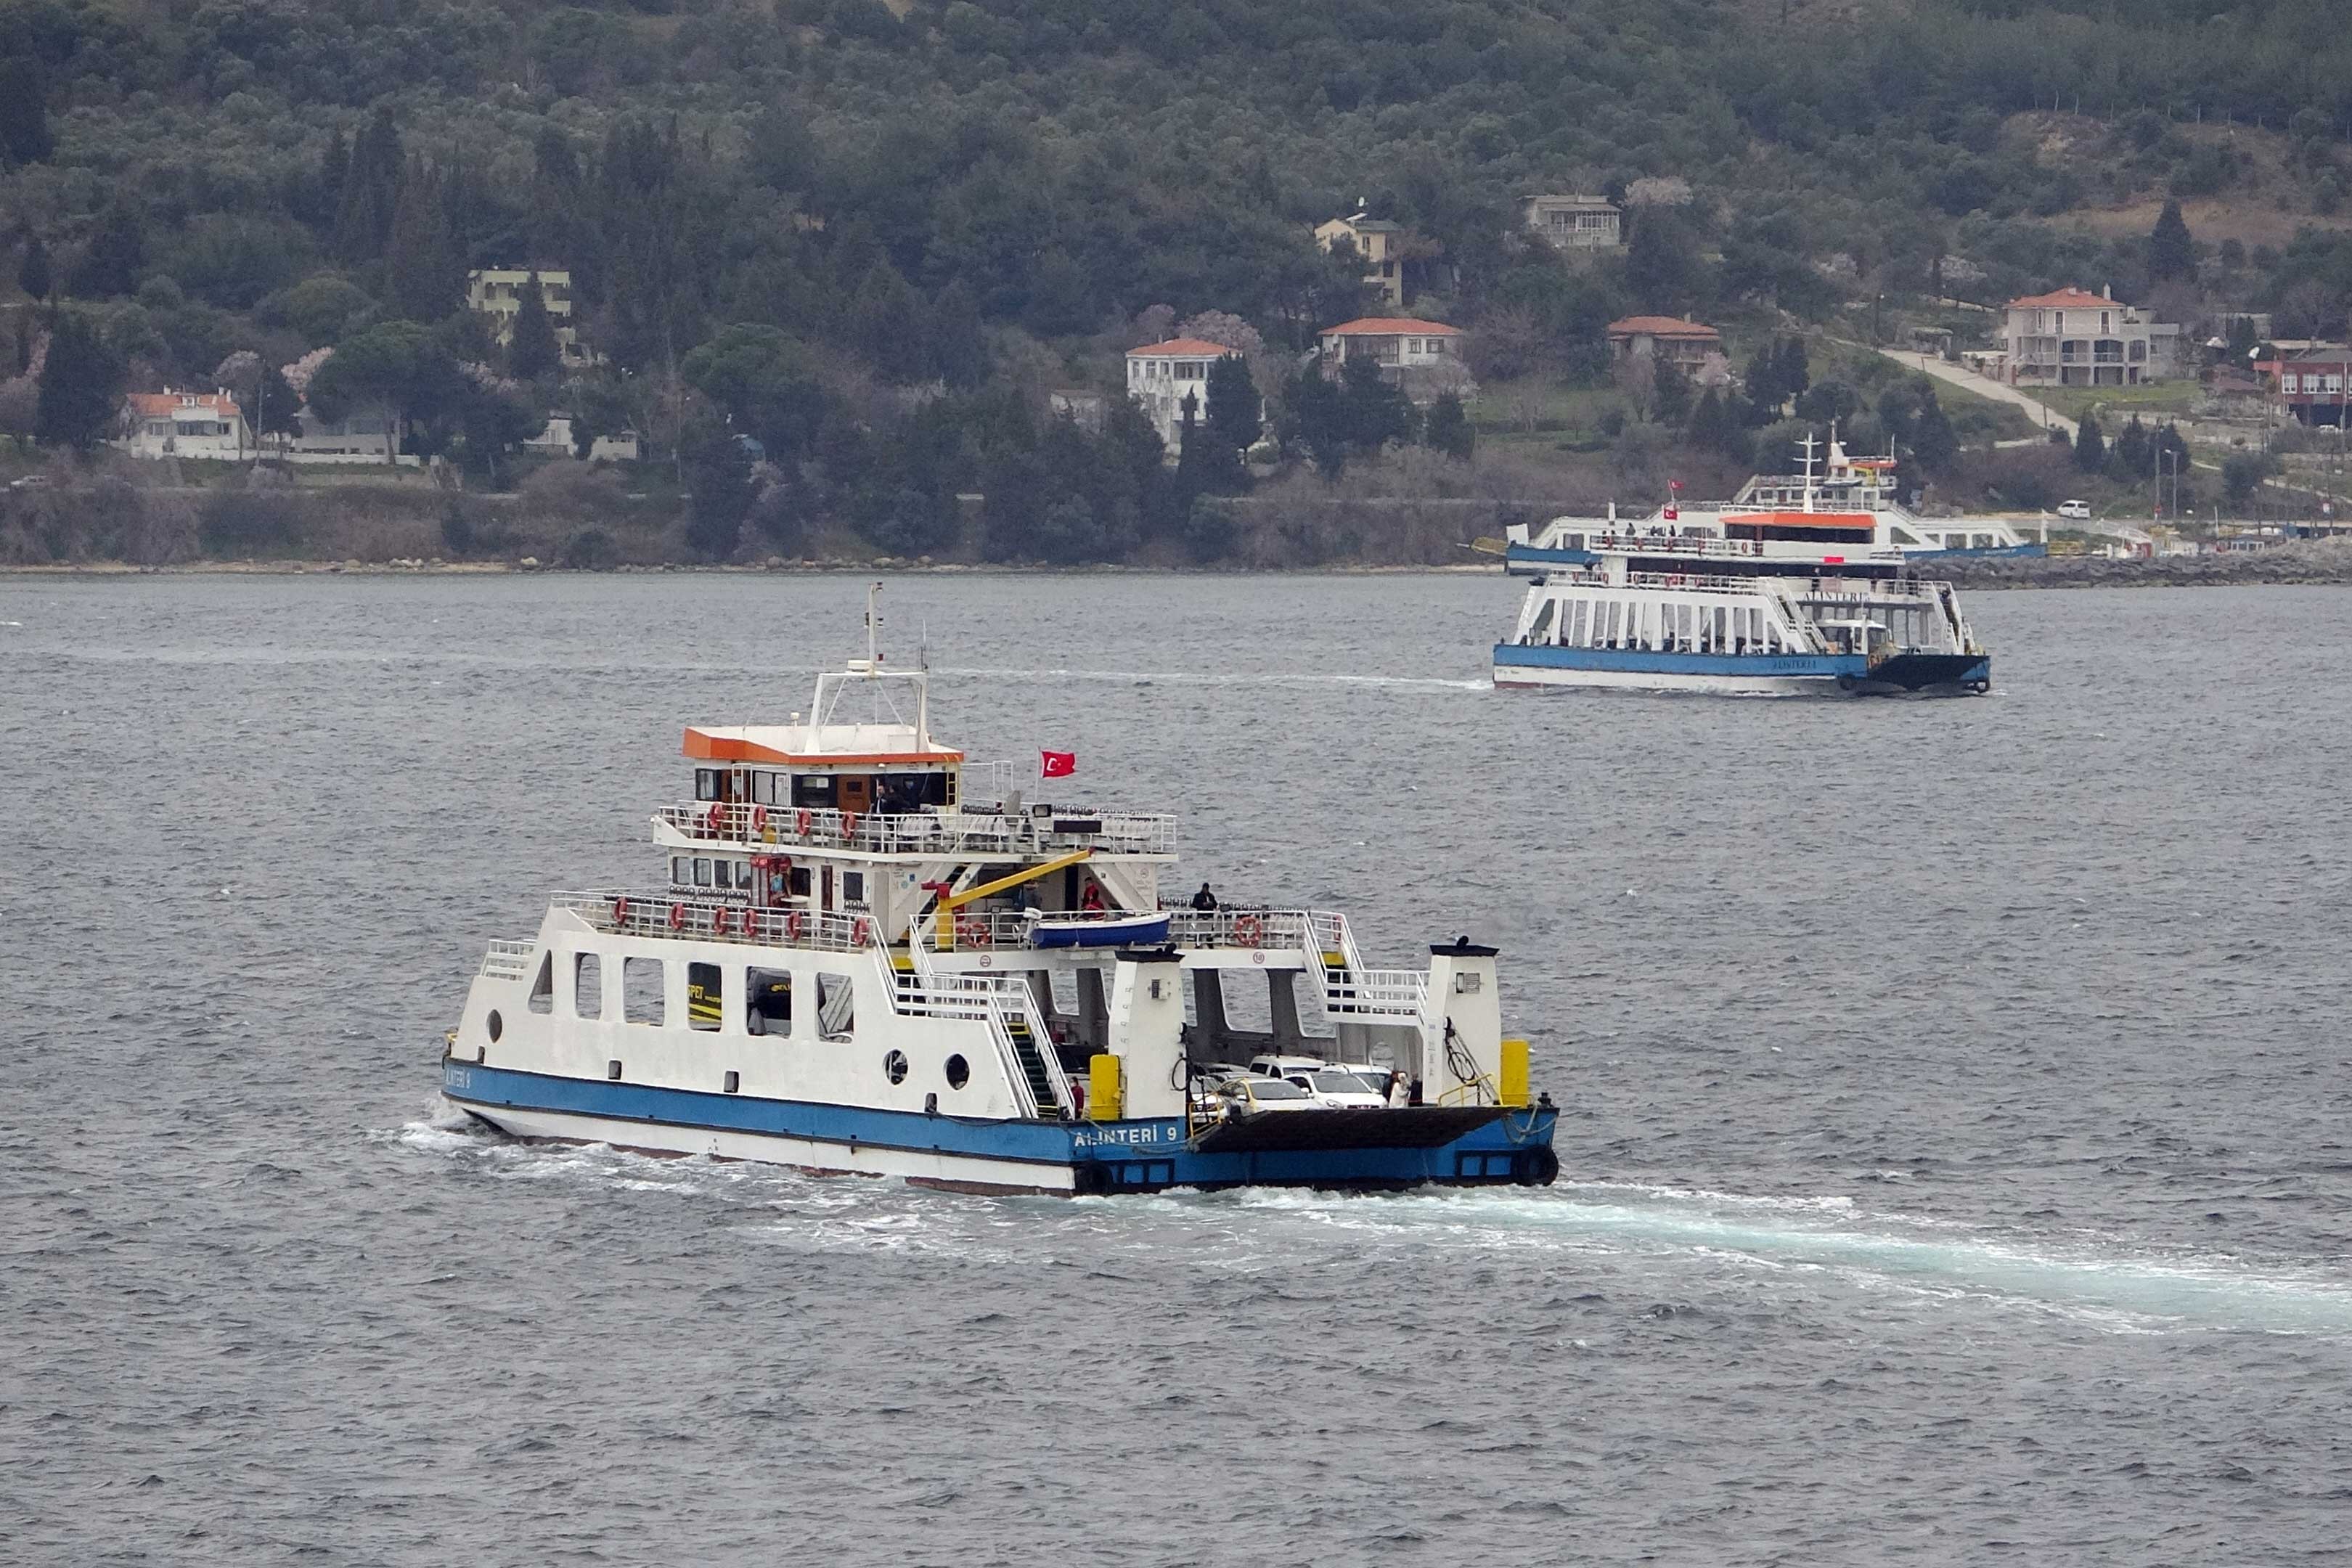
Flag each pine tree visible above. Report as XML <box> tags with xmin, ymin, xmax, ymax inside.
<box><xmin>1424</xmin><ymin>391</ymin><xmax>1474</xmax><ymax>460</ymax></box>
<box><xmin>2073</xmin><ymin>411</ymin><xmax>2106</xmax><ymax>473</ymax></box>
<box><xmin>17</xmin><ymin>232</ymin><xmax>49</xmax><ymax>302</ymax></box>
<box><xmin>0</xmin><ymin>58</ymin><xmax>54</xmax><ymax>166</ymax></box>
<box><xmin>507</xmin><ymin>271</ymin><xmax>560</xmax><ymax>380</ymax></box>
<box><xmin>1652</xmin><ymin>359</ymin><xmax>1692</xmax><ymax>427</ymax></box>
<box><xmin>2148</xmin><ymin>200</ymin><xmax>2196</xmax><ymax>284</ymax></box>
<box><xmin>1909</xmin><ymin>389</ymin><xmax>1959</xmax><ymax>476</ymax></box>
<box><xmin>2109</xmin><ymin>413</ymin><xmax>2152</xmax><ymax>481</ymax></box>
<box><xmin>34</xmin><ymin>311</ymin><xmax>125</xmax><ymax>451</ymax></box>
<box><xmin>1688</xmin><ymin>388</ymin><xmax>1735</xmax><ymax>454</ymax></box>
<box><xmin>67</xmin><ymin>207</ymin><xmax>145</xmax><ymax>299</ymax></box>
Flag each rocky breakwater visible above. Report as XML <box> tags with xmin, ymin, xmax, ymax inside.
<box><xmin>1943</xmin><ymin>540</ymin><xmax>2352</xmax><ymax>589</ymax></box>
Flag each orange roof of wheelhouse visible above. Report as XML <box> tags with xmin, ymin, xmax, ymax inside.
<box><xmin>682</xmin><ymin>727</ymin><xmax>965</xmax><ymax>767</ymax></box>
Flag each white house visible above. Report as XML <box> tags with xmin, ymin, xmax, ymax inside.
<box><xmin>467</xmin><ymin>267</ymin><xmax>591</xmax><ymax>367</ymax></box>
<box><xmin>279</xmin><ymin>405</ymin><xmax>416</xmax><ymax>466</ymax></box>
<box><xmin>2002</xmin><ymin>286</ymin><xmax>2182</xmax><ymax>387</ymax></box>
<box><xmin>1523</xmin><ymin>194</ymin><xmax>1621</xmax><ymax>250</ymax></box>
<box><xmin>1317</xmin><ymin>318</ymin><xmax>1471</xmax><ymax>404</ymax></box>
<box><xmin>1124</xmin><ymin>338</ymin><xmax>1249</xmax><ymax>452</ymax></box>
<box><xmin>115</xmin><ymin>389</ymin><xmax>252</xmax><ymax>460</ymax></box>
<box><xmin>524</xmin><ymin>415</ymin><xmax>642</xmax><ymax>462</ymax></box>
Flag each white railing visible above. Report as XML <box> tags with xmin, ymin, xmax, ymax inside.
<box><xmin>1161</xmin><ymin>907</ymin><xmax>1315</xmax><ymax>950</ymax></box>
<box><xmin>1535</xmin><ymin>530</ymin><xmax>1776</xmax><ymax>558</ymax></box>
<box><xmin>552</xmin><ymin>890</ymin><xmax>882</xmax><ymax>952</ymax></box>
<box><xmin>961</xmin><ymin>759</ymin><xmax>1019</xmax><ymax>807</ymax></box>
<box><xmin>920</xmin><ymin>905</ymin><xmax>1174</xmax><ymax>953</ymax></box>
<box><xmin>658</xmin><ymin>801</ymin><xmax>1177</xmax><ymax>857</ymax></box>
<box><xmin>906</xmin><ymin>917</ymin><xmax>1071</xmax><ymax>1119</ymax></box>
<box><xmin>1792</xmin><ymin>578</ymin><xmax>1944</xmax><ymax>603</ymax></box>
<box><xmin>480</xmin><ymin>939</ymin><xmax>536</xmax><ymax>980</ymax></box>
<box><xmin>1329</xmin><ymin>968</ymin><xmax>1429</xmax><ymax>1019</ymax></box>
<box><xmin>1625</xmin><ymin>570</ymin><xmax>1777</xmax><ymax>595</ymax></box>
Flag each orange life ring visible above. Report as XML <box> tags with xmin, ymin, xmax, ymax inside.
<box><xmin>706</xmin><ymin>802</ymin><xmax>726</xmax><ymax>837</ymax></box>
<box><xmin>612</xmin><ymin>894</ymin><xmax>629</xmax><ymax>926</ymax></box>
<box><xmin>852</xmin><ymin>916</ymin><xmax>871</xmax><ymax>944</ymax></box>
<box><xmin>796</xmin><ymin>808</ymin><xmax>813</xmax><ymax>836</ymax></box>
<box><xmin>787</xmin><ymin>910</ymin><xmax>804</xmax><ymax>941</ymax></box>
<box><xmin>1235</xmin><ymin>912</ymin><xmax>1264</xmax><ymax>947</ymax></box>
<box><xmin>841</xmin><ymin>811</ymin><xmax>859</xmax><ymax>841</ymax></box>
<box><xmin>741</xmin><ymin>910</ymin><xmax>761</xmax><ymax>941</ymax></box>
<box><xmin>712</xmin><ymin>905</ymin><xmax>733</xmax><ymax>935</ymax></box>
<box><xmin>751</xmin><ymin>804</ymin><xmax>768</xmax><ymax>833</ymax></box>
<box><xmin>669</xmin><ymin>902</ymin><xmax>687</xmax><ymax>931</ymax></box>
<box><xmin>956</xmin><ymin>913</ymin><xmax>992</xmax><ymax>948</ymax></box>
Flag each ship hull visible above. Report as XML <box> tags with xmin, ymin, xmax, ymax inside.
<box><xmin>1493</xmin><ymin>645</ymin><xmax>1988</xmax><ymax>698</ymax></box>
<box><xmin>443</xmin><ymin>1058</ymin><xmax>1559</xmax><ymax>1196</ymax></box>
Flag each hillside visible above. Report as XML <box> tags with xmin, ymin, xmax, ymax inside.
<box><xmin>1</xmin><ymin>0</ymin><xmax>2349</xmax><ymax>565</ymax></box>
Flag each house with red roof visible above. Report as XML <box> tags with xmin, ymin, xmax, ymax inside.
<box><xmin>115</xmin><ymin>388</ymin><xmax>253</xmax><ymax>461</ymax></box>
<box><xmin>2001</xmin><ymin>286</ymin><xmax>2181</xmax><ymax>387</ymax></box>
<box><xmin>1316</xmin><ymin>317</ymin><xmax>1471</xmax><ymax>403</ymax></box>
<box><xmin>1123</xmin><ymin>338</ymin><xmax>1252</xmax><ymax>452</ymax></box>
<box><xmin>1605</xmin><ymin>316</ymin><xmax>1723</xmax><ymax>375</ymax></box>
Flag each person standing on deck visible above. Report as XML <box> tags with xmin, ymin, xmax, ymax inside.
<box><xmin>1191</xmin><ymin>882</ymin><xmax>1218</xmax><ymax>911</ymax></box>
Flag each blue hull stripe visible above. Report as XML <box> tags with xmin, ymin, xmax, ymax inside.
<box><xmin>1494</xmin><ymin>644</ymin><xmax>1865</xmax><ymax>679</ymax></box>
<box><xmin>441</xmin><ymin>1061</ymin><xmax>1557</xmax><ymax>1188</ymax></box>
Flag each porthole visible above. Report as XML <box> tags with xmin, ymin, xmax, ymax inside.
<box><xmin>944</xmin><ymin>1053</ymin><xmax>970</xmax><ymax>1090</ymax></box>
<box><xmin>883</xmin><ymin>1049</ymin><xmax>909</xmax><ymax>1085</ymax></box>
<box><xmin>486</xmin><ymin>1010</ymin><xmax>503</xmax><ymax>1042</ymax></box>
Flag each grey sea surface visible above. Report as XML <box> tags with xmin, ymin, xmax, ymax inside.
<box><xmin>4</xmin><ymin>573</ymin><xmax>2351</xmax><ymax>1567</ymax></box>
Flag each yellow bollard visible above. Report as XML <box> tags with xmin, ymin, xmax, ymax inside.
<box><xmin>1088</xmin><ymin>1054</ymin><xmax>1124</xmax><ymax>1122</ymax></box>
<box><xmin>1499</xmin><ymin>1039</ymin><xmax>1530</xmax><ymax>1108</ymax></box>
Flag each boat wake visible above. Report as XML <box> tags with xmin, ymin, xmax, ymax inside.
<box><xmin>934</xmin><ymin>665</ymin><xmax>1487</xmax><ymax>693</ymax></box>
<box><xmin>1224</xmin><ymin>1181</ymin><xmax>2352</xmax><ymax>1336</ymax></box>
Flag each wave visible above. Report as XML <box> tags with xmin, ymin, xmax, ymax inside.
<box><xmin>934</xmin><ymin>665</ymin><xmax>1488</xmax><ymax>692</ymax></box>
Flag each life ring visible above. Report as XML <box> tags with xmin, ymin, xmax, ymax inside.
<box><xmin>841</xmin><ymin>811</ymin><xmax>860</xmax><ymax>841</ymax></box>
<box><xmin>669</xmin><ymin>902</ymin><xmax>686</xmax><ymax>931</ymax></box>
<box><xmin>611</xmin><ymin>894</ymin><xmax>630</xmax><ymax>926</ymax></box>
<box><xmin>1234</xmin><ymin>912</ymin><xmax>1264</xmax><ymax>948</ymax></box>
<box><xmin>751</xmin><ymin>804</ymin><xmax>768</xmax><ymax>833</ymax></box>
<box><xmin>786</xmin><ymin>910</ymin><xmax>804</xmax><ymax>941</ymax></box>
<box><xmin>852</xmin><ymin>916</ymin><xmax>871</xmax><ymax>945</ymax></box>
<box><xmin>741</xmin><ymin>910</ymin><xmax>762</xmax><ymax>941</ymax></box>
<box><xmin>705</xmin><ymin>802</ymin><xmax>726</xmax><ymax>837</ymax></box>
<box><xmin>955</xmin><ymin>913</ymin><xmax>992</xmax><ymax>947</ymax></box>
<box><xmin>712</xmin><ymin>905</ymin><xmax>733</xmax><ymax>936</ymax></box>
<box><xmin>796</xmin><ymin>808</ymin><xmax>813</xmax><ymax>836</ymax></box>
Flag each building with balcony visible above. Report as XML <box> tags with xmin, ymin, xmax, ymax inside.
<box><xmin>466</xmin><ymin>267</ymin><xmax>591</xmax><ymax>367</ymax></box>
<box><xmin>1124</xmin><ymin>338</ymin><xmax>1253</xmax><ymax>452</ymax></box>
<box><xmin>1523</xmin><ymin>194</ymin><xmax>1622</xmax><ymax>251</ymax></box>
<box><xmin>114</xmin><ymin>388</ymin><xmax>252</xmax><ymax>461</ymax></box>
<box><xmin>2001</xmin><ymin>286</ymin><xmax>2181</xmax><ymax>387</ymax></box>
<box><xmin>1316</xmin><ymin>318</ymin><xmax>1469</xmax><ymax>404</ymax></box>
<box><xmin>1314</xmin><ymin>212</ymin><xmax>1408</xmax><ymax>308</ymax></box>
<box><xmin>1606</xmin><ymin>316</ymin><xmax>1722</xmax><ymax>369</ymax></box>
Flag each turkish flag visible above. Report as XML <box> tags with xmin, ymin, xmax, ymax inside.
<box><xmin>1040</xmin><ymin>750</ymin><xmax>1077</xmax><ymax>778</ymax></box>
<box><xmin>1663</xmin><ymin>505</ymin><xmax>1679</xmax><ymax>521</ymax></box>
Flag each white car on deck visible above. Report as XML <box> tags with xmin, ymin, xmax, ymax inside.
<box><xmin>1250</xmin><ymin>1055</ymin><xmax>1392</xmax><ymax>1108</ymax></box>
<box><xmin>1213</xmin><ymin>1076</ymin><xmax>1324</xmax><ymax>1115</ymax></box>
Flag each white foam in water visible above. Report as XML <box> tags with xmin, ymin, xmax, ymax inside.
<box><xmin>936</xmin><ymin>665</ymin><xmax>1487</xmax><ymax>693</ymax></box>
<box><xmin>1246</xmin><ymin>1183</ymin><xmax>2352</xmax><ymax>1336</ymax></box>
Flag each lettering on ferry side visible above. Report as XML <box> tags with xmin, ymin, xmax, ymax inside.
<box><xmin>1071</xmin><ymin>1123</ymin><xmax>1179</xmax><ymax>1148</ymax></box>
<box><xmin>444</xmin><ymin>1066</ymin><xmax>472</xmax><ymax>1092</ymax></box>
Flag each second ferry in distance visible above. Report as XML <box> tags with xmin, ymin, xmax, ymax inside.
<box><xmin>1492</xmin><ymin>434</ymin><xmax>1998</xmax><ymax>698</ymax></box>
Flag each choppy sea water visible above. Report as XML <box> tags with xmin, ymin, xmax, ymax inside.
<box><xmin>4</xmin><ymin>572</ymin><xmax>2351</xmax><ymax>1567</ymax></box>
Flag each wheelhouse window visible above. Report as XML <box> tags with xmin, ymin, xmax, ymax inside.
<box><xmin>791</xmin><ymin>774</ymin><xmax>836</xmax><ymax>808</ymax></box>
<box><xmin>672</xmin><ymin>855</ymin><xmax>690</xmax><ymax>884</ymax></box>
<box><xmin>693</xmin><ymin>858</ymin><xmax>712</xmax><ymax>888</ymax></box>
<box><xmin>695</xmin><ymin>767</ymin><xmax>722</xmax><ymax>802</ymax></box>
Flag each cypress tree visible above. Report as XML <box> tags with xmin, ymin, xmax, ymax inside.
<box><xmin>18</xmin><ymin>232</ymin><xmax>50</xmax><ymax>302</ymax></box>
<box><xmin>507</xmin><ymin>271</ymin><xmax>560</xmax><ymax>380</ymax></box>
<box><xmin>2073</xmin><ymin>411</ymin><xmax>2106</xmax><ymax>473</ymax></box>
<box><xmin>1909</xmin><ymin>389</ymin><xmax>1959</xmax><ymax>476</ymax></box>
<box><xmin>0</xmin><ymin>58</ymin><xmax>54</xmax><ymax>166</ymax></box>
<box><xmin>1424</xmin><ymin>391</ymin><xmax>1474</xmax><ymax>460</ymax></box>
<box><xmin>34</xmin><ymin>311</ymin><xmax>126</xmax><ymax>451</ymax></box>
<box><xmin>332</xmin><ymin>113</ymin><xmax>404</xmax><ymax>264</ymax></box>
<box><xmin>2148</xmin><ymin>200</ymin><xmax>2196</xmax><ymax>284</ymax></box>
<box><xmin>1204</xmin><ymin>353</ymin><xmax>1260</xmax><ymax>457</ymax></box>
<box><xmin>383</xmin><ymin>160</ymin><xmax>458</xmax><ymax>322</ymax></box>
<box><xmin>1774</xmin><ymin>336</ymin><xmax>1810</xmax><ymax>404</ymax></box>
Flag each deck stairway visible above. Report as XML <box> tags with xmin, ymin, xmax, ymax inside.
<box><xmin>1003</xmin><ymin>1013</ymin><xmax>1064</xmax><ymax>1116</ymax></box>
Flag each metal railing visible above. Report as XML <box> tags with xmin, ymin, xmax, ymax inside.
<box><xmin>552</xmin><ymin>890</ymin><xmax>883</xmax><ymax>952</ymax></box>
<box><xmin>905</xmin><ymin>919</ymin><xmax>1070</xmax><ymax>1118</ymax></box>
<box><xmin>658</xmin><ymin>801</ymin><xmax>1176</xmax><ymax>857</ymax></box>
<box><xmin>480</xmin><ymin>939</ymin><xmax>536</xmax><ymax>980</ymax></box>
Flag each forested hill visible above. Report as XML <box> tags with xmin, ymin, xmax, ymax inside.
<box><xmin>1</xmin><ymin>0</ymin><xmax>2350</xmax><ymax>564</ymax></box>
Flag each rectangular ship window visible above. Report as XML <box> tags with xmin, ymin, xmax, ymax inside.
<box><xmin>687</xmin><ymin>961</ymin><xmax>722</xmax><ymax>1032</ymax></box>
<box><xmin>693</xmin><ymin>858</ymin><xmax>712</xmax><ymax>887</ymax></box>
<box><xmin>695</xmin><ymin>767</ymin><xmax>722</xmax><ymax>802</ymax></box>
<box><xmin>842</xmin><ymin>871</ymin><xmax>866</xmax><ymax>904</ymax></box>
<box><xmin>672</xmin><ymin>855</ymin><xmax>690</xmax><ymax>884</ymax></box>
<box><xmin>747</xmin><ymin>967</ymin><xmax>792</xmax><ymax>1037</ymax></box>
<box><xmin>623</xmin><ymin>956</ymin><xmax>665</xmax><ymax>1026</ymax></box>
<box><xmin>713</xmin><ymin>860</ymin><xmax>733</xmax><ymax>891</ymax></box>
<box><xmin>573</xmin><ymin>953</ymin><xmax>602</xmax><ymax>1018</ymax></box>
<box><xmin>817</xmin><ymin>972</ymin><xmax>854</xmax><ymax>1041</ymax></box>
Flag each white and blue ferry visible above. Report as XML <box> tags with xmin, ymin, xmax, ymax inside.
<box><xmin>441</xmin><ymin>596</ymin><xmax>1559</xmax><ymax>1196</ymax></box>
<box><xmin>1493</xmin><ymin>436</ymin><xmax>1997</xmax><ymax>697</ymax></box>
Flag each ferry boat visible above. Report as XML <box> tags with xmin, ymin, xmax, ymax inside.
<box><xmin>439</xmin><ymin>595</ymin><xmax>1560</xmax><ymax>1196</ymax></box>
<box><xmin>1492</xmin><ymin>436</ymin><xmax>1997</xmax><ymax>697</ymax></box>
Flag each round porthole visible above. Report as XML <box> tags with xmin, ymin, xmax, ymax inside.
<box><xmin>883</xmin><ymin>1049</ymin><xmax>909</xmax><ymax>1085</ymax></box>
<box><xmin>486</xmin><ymin>1010</ymin><xmax>503</xmax><ymax>1042</ymax></box>
<box><xmin>944</xmin><ymin>1053</ymin><xmax>970</xmax><ymax>1090</ymax></box>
